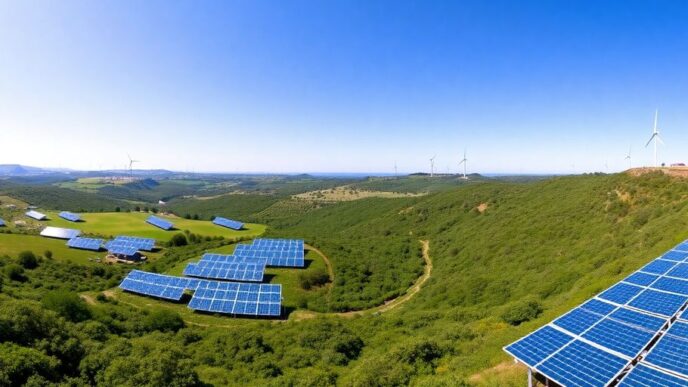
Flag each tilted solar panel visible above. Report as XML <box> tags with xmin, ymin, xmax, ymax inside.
<box><xmin>59</xmin><ymin>211</ymin><xmax>81</xmax><ymax>222</ymax></box>
<box><xmin>200</xmin><ymin>253</ymin><xmax>268</xmax><ymax>265</ymax></box>
<box><xmin>537</xmin><ymin>340</ymin><xmax>628</xmax><ymax>387</ymax></box>
<box><xmin>146</xmin><ymin>215</ymin><xmax>173</xmax><ymax>230</ymax></box>
<box><xmin>599</xmin><ymin>283</ymin><xmax>645</xmax><ymax>304</ymax></box>
<box><xmin>183</xmin><ymin>260</ymin><xmax>265</xmax><ymax>282</ymax></box>
<box><xmin>40</xmin><ymin>226</ymin><xmax>81</xmax><ymax>239</ymax></box>
<box><xmin>187</xmin><ymin>283</ymin><xmax>281</xmax><ymax>317</ymax></box>
<box><xmin>26</xmin><ymin>210</ymin><xmax>47</xmax><ymax>220</ymax></box>
<box><xmin>642</xmin><ymin>259</ymin><xmax>680</xmax><ymax>275</ymax></box>
<box><xmin>618</xmin><ymin>364</ymin><xmax>688</xmax><ymax>386</ymax></box>
<box><xmin>644</xmin><ymin>321</ymin><xmax>688</xmax><ymax>378</ymax></box>
<box><xmin>108</xmin><ymin>245</ymin><xmax>139</xmax><ymax>256</ymax></box>
<box><xmin>668</xmin><ymin>263</ymin><xmax>688</xmax><ymax>280</ymax></box>
<box><xmin>212</xmin><ymin>216</ymin><xmax>244</xmax><ymax>230</ymax></box>
<box><xmin>233</xmin><ymin>243</ymin><xmax>305</xmax><ymax>267</ymax></box>
<box><xmin>661</xmin><ymin>250</ymin><xmax>688</xmax><ymax>262</ymax></box>
<box><xmin>67</xmin><ymin>237</ymin><xmax>104</xmax><ymax>251</ymax></box>
<box><xmin>624</xmin><ymin>272</ymin><xmax>660</xmax><ymax>287</ymax></box>
<box><xmin>504</xmin><ymin>326</ymin><xmax>574</xmax><ymax>366</ymax></box>
<box><xmin>107</xmin><ymin>236</ymin><xmax>156</xmax><ymax>251</ymax></box>
<box><xmin>0</xmin><ymin>218</ymin><xmax>5</xmax><ymax>227</ymax></box>
<box><xmin>628</xmin><ymin>289</ymin><xmax>688</xmax><ymax>317</ymax></box>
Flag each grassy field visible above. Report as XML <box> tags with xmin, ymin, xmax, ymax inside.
<box><xmin>0</xmin><ymin>233</ymin><xmax>103</xmax><ymax>264</ymax></box>
<box><xmin>42</xmin><ymin>211</ymin><xmax>266</xmax><ymax>241</ymax></box>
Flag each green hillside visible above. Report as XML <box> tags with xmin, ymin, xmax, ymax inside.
<box><xmin>3</xmin><ymin>172</ymin><xmax>688</xmax><ymax>386</ymax></box>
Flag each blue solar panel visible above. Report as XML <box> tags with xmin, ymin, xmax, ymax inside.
<box><xmin>642</xmin><ymin>259</ymin><xmax>679</xmax><ymax>275</ymax></box>
<box><xmin>599</xmin><ymin>283</ymin><xmax>645</xmax><ymax>304</ymax></box>
<box><xmin>146</xmin><ymin>215</ymin><xmax>173</xmax><ymax>230</ymax></box>
<box><xmin>628</xmin><ymin>289</ymin><xmax>688</xmax><ymax>317</ymax></box>
<box><xmin>645</xmin><ymin>322</ymin><xmax>688</xmax><ymax>378</ymax></box>
<box><xmin>187</xmin><ymin>283</ymin><xmax>281</xmax><ymax>317</ymax></box>
<box><xmin>106</xmin><ymin>236</ymin><xmax>155</xmax><ymax>251</ymax></box>
<box><xmin>682</xmin><ymin>309</ymin><xmax>688</xmax><ymax>321</ymax></box>
<box><xmin>59</xmin><ymin>211</ymin><xmax>80</xmax><ymax>222</ymax></box>
<box><xmin>609</xmin><ymin>308</ymin><xmax>667</xmax><ymax>331</ymax></box>
<box><xmin>624</xmin><ymin>272</ymin><xmax>660</xmax><ymax>287</ymax></box>
<box><xmin>662</xmin><ymin>250</ymin><xmax>688</xmax><ymax>262</ymax></box>
<box><xmin>537</xmin><ymin>340</ymin><xmax>628</xmax><ymax>387</ymax></box>
<box><xmin>212</xmin><ymin>216</ymin><xmax>244</xmax><ymax>230</ymax></box>
<box><xmin>233</xmin><ymin>242</ymin><xmax>305</xmax><ymax>267</ymax></box>
<box><xmin>119</xmin><ymin>270</ymin><xmax>191</xmax><ymax>300</ymax></box>
<box><xmin>200</xmin><ymin>253</ymin><xmax>268</xmax><ymax>265</ymax></box>
<box><xmin>583</xmin><ymin>318</ymin><xmax>656</xmax><ymax>357</ymax></box>
<box><xmin>108</xmin><ymin>245</ymin><xmax>139</xmax><ymax>256</ymax></box>
<box><xmin>581</xmin><ymin>299</ymin><xmax>618</xmax><ymax>315</ymax></box>
<box><xmin>554</xmin><ymin>307</ymin><xmax>605</xmax><ymax>335</ymax></box>
<box><xmin>619</xmin><ymin>364</ymin><xmax>688</xmax><ymax>386</ymax></box>
<box><xmin>652</xmin><ymin>277</ymin><xmax>688</xmax><ymax>296</ymax></box>
<box><xmin>0</xmin><ymin>218</ymin><xmax>5</xmax><ymax>227</ymax></box>
<box><xmin>183</xmin><ymin>260</ymin><xmax>265</xmax><ymax>282</ymax></box>
<box><xmin>668</xmin><ymin>264</ymin><xmax>688</xmax><ymax>280</ymax></box>
<box><xmin>674</xmin><ymin>241</ymin><xmax>688</xmax><ymax>252</ymax></box>
<box><xmin>503</xmin><ymin>326</ymin><xmax>574</xmax><ymax>366</ymax></box>
<box><xmin>67</xmin><ymin>237</ymin><xmax>104</xmax><ymax>251</ymax></box>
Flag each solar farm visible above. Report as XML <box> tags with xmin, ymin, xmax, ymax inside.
<box><xmin>505</xmin><ymin>241</ymin><xmax>688</xmax><ymax>386</ymax></box>
<box><xmin>116</xmin><ymin>238</ymin><xmax>304</xmax><ymax>318</ymax></box>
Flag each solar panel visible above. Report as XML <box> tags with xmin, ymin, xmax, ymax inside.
<box><xmin>233</xmin><ymin>240</ymin><xmax>305</xmax><ymax>267</ymax></box>
<box><xmin>642</xmin><ymin>259</ymin><xmax>679</xmax><ymax>275</ymax></box>
<box><xmin>651</xmin><ymin>277</ymin><xmax>688</xmax><ymax>296</ymax></box>
<box><xmin>106</xmin><ymin>236</ymin><xmax>155</xmax><ymax>251</ymax></box>
<box><xmin>183</xmin><ymin>260</ymin><xmax>265</xmax><ymax>282</ymax></box>
<box><xmin>681</xmin><ymin>309</ymin><xmax>688</xmax><ymax>321</ymax></box>
<box><xmin>661</xmin><ymin>250</ymin><xmax>688</xmax><ymax>262</ymax></box>
<box><xmin>644</xmin><ymin>321</ymin><xmax>688</xmax><ymax>378</ymax></box>
<box><xmin>628</xmin><ymin>289</ymin><xmax>688</xmax><ymax>317</ymax></box>
<box><xmin>40</xmin><ymin>226</ymin><xmax>81</xmax><ymax>239</ymax></box>
<box><xmin>583</xmin><ymin>318</ymin><xmax>656</xmax><ymax>357</ymax></box>
<box><xmin>624</xmin><ymin>272</ymin><xmax>660</xmax><ymax>287</ymax></box>
<box><xmin>599</xmin><ymin>283</ymin><xmax>645</xmax><ymax>304</ymax></box>
<box><xmin>619</xmin><ymin>364</ymin><xmax>688</xmax><ymax>386</ymax></box>
<box><xmin>554</xmin><ymin>307</ymin><xmax>606</xmax><ymax>335</ymax></box>
<box><xmin>67</xmin><ymin>237</ymin><xmax>104</xmax><ymax>251</ymax></box>
<box><xmin>212</xmin><ymin>216</ymin><xmax>244</xmax><ymax>230</ymax></box>
<box><xmin>0</xmin><ymin>218</ymin><xmax>5</xmax><ymax>227</ymax></box>
<box><xmin>119</xmin><ymin>270</ymin><xmax>193</xmax><ymax>300</ymax></box>
<box><xmin>200</xmin><ymin>253</ymin><xmax>268</xmax><ymax>265</ymax></box>
<box><xmin>25</xmin><ymin>210</ymin><xmax>47</xmax><ymax>220</ymax></box>
<box><xmin>504</xmin><ymin>326</ymin><xmax>574</xmax><ymax>366</ymax></box>
<box><xmin>187</xmin><ymin>283</ymin><xmax>281</xmax><ymax>317</ymax></box>
<box><xmin>59</xmin><ymin>211</ymin><xmax>81</xmax><ymax>222</ymax></box>
<box><xmin>674</xmin><ymin>242</ymin><xmax>688</xmax><ymax>252</ymax></box>
<box><xmin>146</xmin><ymin>215</ymin><xmax>173</xmax><ymax>230</ymax></box>
<box><xmin>668</xmin><ymin>264</ymin><xmax>688</xmax><ymax>280</ymax></box>
<box><xmin>609</xmin><ymin>308</ymin><xmax>667</xmax><ymax>332</ymax></box>
<box><xmin>581</xmin><ymin>299</ymin><xmax>618</xmax><ymax>315</ymax></box>
<box><xmin>108</xmin><ymin>245</ymin><xmax>139</xmax><ymax>256</ymax></box>
<box><xmin>537</xmin><ymin>340</ymin><xmax>629</xmax><ymax>386</ymax></box>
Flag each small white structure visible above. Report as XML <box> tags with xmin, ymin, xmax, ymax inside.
<box><xmin>26</xmin><ymin>210</ymin><xmax>47</xmax><ymax>220</ymax></box>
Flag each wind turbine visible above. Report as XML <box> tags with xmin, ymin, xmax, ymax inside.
<box><xmin>645</xmin><ymin>110</ymin><xmax>663</xmax><ymax>167</ymax></box>
<box><xmin>458</xmin><ymin>149</ymin><xmax>468</xmax><ymax>179</ymax></box>
<box><xmin>429</xmin><ymin>155</ymin><xmax>436</xmax><ymax>177</ymax></box>
<box><xmin>127</xmin><ymin>154</ymin><xmax>140</xmax><ymax>180</ymax></box>
<box><xmin>394</xmin><ymin>161</ymin><xmax>398</xmax><ymax>177</ymax></box>
<box><xmin>625</xmin><ymin>146</ymin><xmax>632</xmax><ymax>169</ymax></box>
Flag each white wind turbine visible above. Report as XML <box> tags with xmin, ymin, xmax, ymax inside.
<box><xmin>127</xmin><ymin>154</ymin><xmax>140</xmax><ymax>180</ymax></box>
<box><xmin>429</xmin><ymin>155</ymin><xmax>436</xmax><ymax>177</ymax></box>
<box><xmin>645</xmin><ymin>110</ymin><xmax>663</xmax><ymax>167</ymax></box>
<box><xmin>625</xmin><ymin>146</ymin><xmax>632</xmax><ymax>169</ymax></box>
<box><xmin>458</xmin><ymin>149</ymin><xmax>468</xmax><ymax>179</ymax></box>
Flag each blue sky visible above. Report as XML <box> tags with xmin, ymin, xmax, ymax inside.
<box><xmin>1</xmin><ymin>1</ymin><xmax>687</xmax><ymax>174</ymax></box>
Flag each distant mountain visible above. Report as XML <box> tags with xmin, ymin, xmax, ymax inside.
<box><xmin>0</xmin><ymin>164</ymin><xmax>59</xmax><ymax>176</ymax></box>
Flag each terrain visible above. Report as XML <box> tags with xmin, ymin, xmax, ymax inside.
<box><xmin>1</xmin><ymin>171</ymin><xmax>687</xmax><ymax>385</ymax></box>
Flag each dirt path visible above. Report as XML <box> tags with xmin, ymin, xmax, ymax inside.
<box><xmin>291</xmin><ymin>239</ymin><xmax>432</xmax><ymax>320</ymax></box>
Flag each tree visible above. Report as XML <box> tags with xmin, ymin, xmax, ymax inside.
<box><xmin>115</xmin><ymin>206</ymin><xmax>121</xmax><ymax>212</ymax></box>
<box><xmin>135</xmin><ymin>205</ymin><xmax>141</xmax><ymax>212</ymax></box>
<box><xmin>5</xmin><ymin>264</ymin><xmax>26</xmax><ymax>282</ymax></box>
<box><xmin>143</xmin><ymin>309</ymin><xmax>185</xmax><ymax>333</ymax></box>
<box><xmin>192</xmin><ymin>214</ymin><xmax>199</xmax><ymax>220</ymax></box>
<box><xmin>0</xmin><ymin>342</ymin><xmax>60</xmax><ymax>386</ymax></box>
<box><xmin>18</xmin><ymin>251</ymin><xmax>38</xmax><ymax>269</ymax></box>
<box><xmin>42</xmin><ymin>290</ymin><xmax>92</xmax><ymax>322</ymax></box>
<box><xmin>170</xmin><ymin>233</ymin><xmax>188</xmax><ymax>247</ymax></box>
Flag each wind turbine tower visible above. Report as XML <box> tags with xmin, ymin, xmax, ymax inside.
<box><xmin>458</xmin><ymin>149</ymin><xmax>468</xmax><ymax>179</ymax></box>
<box><xmin>394</xmin><ymin>161</ymin><xmax>398</xmax><ymax>177</ymax></box>
<box><xmin>127</xmin><ymin>154</ymin><xmax>141</xmax><ymax>181</ymax></box>
<box><xmin>429</xmin><ymin>155</ymin><xmax>436</xmax><ymax>177</ymax></box>
<box><xmin>645</xmin><ymin>110</ymin><xmax>663</xmax><ymax>167</ymax></box>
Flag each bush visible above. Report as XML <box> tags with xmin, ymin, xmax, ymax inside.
<box><xmin>18</xmin><ymin>251</ymin><xmax>38</xmax><ymax>269</ymax></box>
<box><xmin>501</xmin><ymin>300</ymin><xmax>543</xmax><ymax>326</ymax></box>
<box><xmin>42</xmin><ymin>290</ymin><xmax>92</xmax><ymax>322</ymax></box>
<box><xmin>143</xmin><ymin>309</ymin><xmax>185</xmax><ymax>333</ymax></box>
<box><xmin>5</xmin><ymin>264</ymin><xmax>26</xmax><ymax>282</ymax></box>
<box><xmin>44</xmin><ymin>250</ymin><xmax>53</xmax><ymax>260</ymax></box>
<box><xmin>170</xmin><ymin>233</ymin><xmax>188</xmax><ymax>247</ymax></box>
<box><xmin>297</xmin><ymin>268</ymin><xmax>330</xmax><ymax>290</ymax></box>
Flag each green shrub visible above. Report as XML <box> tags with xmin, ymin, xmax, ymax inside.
<box><xmin>42</xmin><ymin>290</ymin><xmax>92</xmax><ymax>322</ymax></box>
<box><xmin>170</xmin><ymin>233</ymin><xmax>188</xmax><ymax>247</ymax></box>
<box><xmin>143</xmin><ymin>309</ymin><xmax>185</xmax><ymax>333</ymax></box>
<box><xmin>5</xmin><ymin>264</ymin><xmax>26</xmax><ymax>282</ymax></box>
<box><xmin>44</xmin><ymin>250</ymin><xmax>53</xmax><ymax>260</ymax></box>
<box><xmin>501</xmin><ymin>300</ymin><xmax>543</xmax><ymax>326</ymax></box>
<box><xmin>297</xmin><ymin>268</ymin><xmax>330</xmax><ymax>290</ymax></box>
<box><xmin>18</xmin><ymin>251</ymin><xmax>38</xmax><ymax>269</ymax></box>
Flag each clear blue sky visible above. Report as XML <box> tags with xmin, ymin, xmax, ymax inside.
<box><xmin>1</xmin><ymin>1</ymin><xmax>687</xmax><ymax>174</ymax></box>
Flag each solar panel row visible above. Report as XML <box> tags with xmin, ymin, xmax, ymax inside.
<box><xmin>40</xmin><ymin>226</ymin><xmax>81</xmax><ymax>239</ymax></box>
<box><xmin>26</xmin><ymin>210</ymin><xmax>47</xmax><ymax>220</ymax></box>
<box><xmin>505</xmin><ymin>239</ymin><xmax>688</xmax><ymax>386</ymax></box>
<box><xmin>146</xmin><ymin>215</ymin><xmax>173</xmax><ymax>230</ymax></box>
<box><xmin>67</xmin><ymin>237</ymin><xmax>104</xmax><ymax>251</ymax></box>
<box><xmin>183</xmin><ymin>260</ymin><xmax>265</xmax><ymax>282</ymax></box>
<box><xmin>212</xmin><ymin>216</ymin><xmax>244</xmax><ymax>230</ymax></box>
<box><xmin>105</xmin><ymin>236</ymin><xmax>155</xmax><ymax>251</ymax></box>
<box><xmin>200</xmin><ymin>253</ymin><xmax>268</xmax><ymax>266</ymax></box>
<box><xmin>232</xmin><ymin>239</ymin><xmax>305</xmax><ymax>267</ymax></box>
<box><xmin>59</xmin><ymin>211</ymin><xmax>81</xmax><ymax>222</ymax></box>
<box><xmin>118</xmin><ymin>270</ymin><xmax>281</xmax><ymax>317</ymax></box>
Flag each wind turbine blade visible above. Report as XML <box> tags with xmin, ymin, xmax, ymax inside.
<box><xmin>645</xmin><ymin>135</ymin><xmax>655</xmax><ymax>147</ymax></box>
<box><xmin>654</xmin><ymin>109</ymin><xmax>658</xmax><ymax>133</ymax></box>
<box><xmin>657</xmin><ymin>135</ymin><xmax>665</xmax><ymax>145</ymax></box>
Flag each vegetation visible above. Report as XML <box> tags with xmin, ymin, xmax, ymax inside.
<box><xmin>3</xmin><ymin>172</ymin><xmax>688</xmax><ymax>385</ymax></box>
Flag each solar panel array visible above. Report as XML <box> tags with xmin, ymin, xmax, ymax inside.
<box><xmin>188</xmin><ymin>281</ymin><xmax>281</xmax><ymax>316</ymax></box>
<box><xmin>67</xmin><ymin>237</ymin><xmax>104</xmax><ymax>251</ymax></box>
<box><xmin>108</xmin><ymin>245</ymin><xmax>139</xmax><ymax>256</ymax></box>
<box><xmin>59</xmin><ymin>211</ymin><xmax>81</xmax><ymax>222</ymax></box>
<box><xmin>184</xmin><ymin>260</ymin><xmax>265</xmax><ymax>282</ymax></box>
<box><xmin>146</xmin><ymin>215</ymin><xmax>173</xmax><ymax>230</ymax></box>
<box><xmin>0</xmin><ymin>218</ymin><xmax>4</xmax><ymax>227</ymax></box>
<box><xmin>233</xmin><ymin>238</ymin><xmax>305</xmax><ymax>267</ymax></box>
<box><xmin>26</xmin><ymin>210</ymin><xmax>47</xmax><ymax>220</ymax></box>
<box><xmin>105</xmin><ymin>236</ymin><xmax>155</xmax><ymax>251</ymax></box>
<box><xmin>200</xmin><ymin>253</ymin><xmax>268</xmax><ymax>266</ymax></box>
<box><xmin>505</xmin><ymin>241</ymin><xmax>688</xmax><ymax>386</ymax></box>
<box><xmin>213</xmin><ymin>216</ymin><xmax>244</xmax><ymax>230</ymax></box>
<box><xmin>119</xmin><ymin>270</ymin><xmax>282</xmax><ymax>317</ymax></box>
<box><xmin>40</xmin><ymin>226</ymin><xmax>81</xmax><ymax>239</ymax></box>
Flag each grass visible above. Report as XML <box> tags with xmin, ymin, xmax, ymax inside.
<box><xmin>42</xmin><ymin>211</ymin><xmax>266</xmax><ymax>242</ymax></box>
<box><xmin>0</xmin><ymin>233</ymin><xmax>101</xmax><ymax>264</ymax></box>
